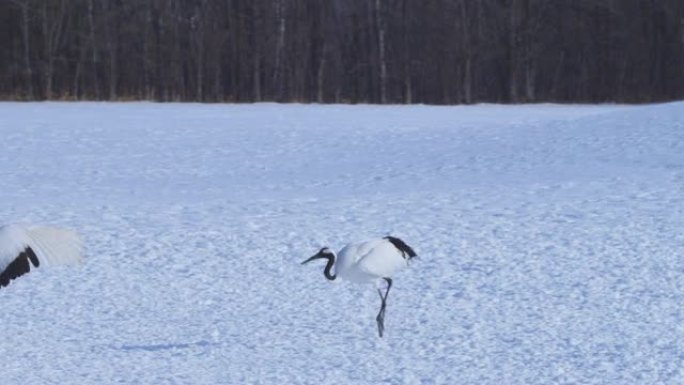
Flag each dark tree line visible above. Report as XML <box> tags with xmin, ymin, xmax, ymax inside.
<box><xmin>1</xmin><ymin>0</ymin><xmax>683</xmax><ymax>104</ymax></box>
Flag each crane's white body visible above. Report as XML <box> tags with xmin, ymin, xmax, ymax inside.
<box><xmin>0</xmin><ymin>224</ymin><xmax>84</xmax><ymax>288</ymax></box>
<box><xmin>335</xmin><ymin>238</ymin><xmax>410</xmax><ymax>284</ymax></box>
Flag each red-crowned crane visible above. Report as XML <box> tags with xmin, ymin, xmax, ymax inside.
<box><xmin>302</xmin><ymin>236</ymin><xmax>417</xmax><ymax>337</ymax></box>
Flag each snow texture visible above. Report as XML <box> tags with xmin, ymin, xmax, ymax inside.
<box><xmin>1</xmin><ymin>102</ymin><xmax>683</xmax><ymax>384</ymax></box>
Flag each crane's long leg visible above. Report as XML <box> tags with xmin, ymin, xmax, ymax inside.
<box><xmin>376</xmin><ymin>278</ymin><xmax>392</xmax><ymax>338</ymax></box>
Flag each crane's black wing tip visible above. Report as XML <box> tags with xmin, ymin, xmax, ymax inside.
<box><xmin>0</xmin><ymin>247</ymin><xmax>39</xmax><ymax>289</ymax></box>
<box><xmin>384</xmin><ymin>236</ymin><xmax>417</xmax><ymax>259</ymax></box>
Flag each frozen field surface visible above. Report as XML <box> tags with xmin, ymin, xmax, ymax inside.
<box><xmin>1</xmin><ymin>102</ymin><xmax>683</xmax><ymax>384</ymax></box>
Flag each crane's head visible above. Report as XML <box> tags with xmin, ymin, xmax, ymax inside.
<box><xmin>301</xmin><ymin>247</ymin><xmax>336</xmax><ymax>280</ymax></box>
<box><xmin>301</xmin><ymin>247</ymin><xmax>334</xmax><ymax>265</ymax></box>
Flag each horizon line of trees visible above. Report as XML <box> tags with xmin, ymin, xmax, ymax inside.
<box><xmin>1</xmin><ymin>0</ymin><xmax>683</xmax><ymax>104</ymax></box>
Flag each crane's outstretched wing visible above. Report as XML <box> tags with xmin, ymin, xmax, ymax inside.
<box><xmin>0</xmin><ymin>225</ymin><xmax>84</xmax><ymax>289</ymax></box>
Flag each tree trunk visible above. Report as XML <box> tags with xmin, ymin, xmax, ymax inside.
<box><xmin>525</xmin><ymin>61</ymin><xmax>535</xmax><ymax>101</ymax></box>
<box><xmin>194</xmin><ymin>2</ymin><xmax>206</xmax><ymax>101</ymax></box>
<box><xmin>375</xmin><ymin>0</ymin><xmax>387</xmax><ymax>104</ymax></box>
<box><xmin>273</xmin><ymin>0</ymin><xmax>286</xmax><ymax>99</ymax></box>
<box><xmin>88</xmin><ymin>0</ymin><xmax>101</xmax><ymax>99</ymax></box>
<box><xmin>402</xmin><ymin>0</ymin><xmax>412</xmax><ymax>104</ymax></box>
<box><xmin>523</xmin><ymin>0</ymin><xmax>534</xmax><ymax>101</ymax></box>
<box><xmin>253</xmin><ymin>54</ymin><xmax>261</xmax><ymax>102</ymax></box>
<box><xmin>317</xmin><ymin>42</ymin><xmax>327</xmax><ymax>103</ymax></box>
<box><xmin>19</xmin><ymin>1</ymin><xmax>34</xmax><ymax>99</ymax></box>
<box><xmin>460</xmin><ymin>0</ymin><xmax>472</xmax><ymax>103</ymax></box>
<box><xmin>107</xmin><ymin>35</ymin><xmax>117</xmax><ymax>100</ymax></box>
<box><xmin>508</xmin><ymin>0</ymin><xmax>519</xmax><ymax>102</ymax></box>
<box><xmin>101</xmin><ymin>0</ymin><xmax>118</xmax><ymax>100</ymax></box>
<box><xmin>251</xmin><ymin>3</ymin><xmax>262</xmax><ymax>102</ymax></box>
<box><xmin>142</xmin><ymin>1</ymin><xmax>152</xmax><ymax>99</ymax></box>
<box><xmin>42</xmin><ymin>1</ymin><xmax>53</xmax><ymax>99</ymax></box>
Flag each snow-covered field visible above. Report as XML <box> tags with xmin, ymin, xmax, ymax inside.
<box><xmin>1</xmin><ymin>102</ymin><xmax>683</xmax><ymax>384</ymax></box>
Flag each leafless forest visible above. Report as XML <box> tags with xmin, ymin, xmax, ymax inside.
<box><xmin>1</xmin><ymin>0</ymin><xmax>683</xmax><ymax>104</ymax></box>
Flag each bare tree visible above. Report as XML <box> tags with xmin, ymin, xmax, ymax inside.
<box><xmin>41</xmin><ymin>0</ymin><xmax>69</xmax><ymax>99</ymax></box>
<box><xmin>9</xmin><ymin>0</ymin><xmax>36</xmax><ymax>99</ymax></box>
<box><xmin>374</xmin><ymin>0</ymin><xmax>387</xmax><ymax>103</ymax></box>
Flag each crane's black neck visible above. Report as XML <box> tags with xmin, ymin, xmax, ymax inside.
<box><xmin>322</xmin><ymin>255</ymin><xmax>337</xmax><ymax>281</ymax></box>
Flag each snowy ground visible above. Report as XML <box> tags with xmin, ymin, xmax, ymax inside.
<box><xmin>1</xmin><ymin>102</ymin><xmax>683</xmax><ymax>384</ymax></box>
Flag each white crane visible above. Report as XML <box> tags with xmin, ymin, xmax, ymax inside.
<box><xmin>302</xmin><ymin>236</ymin><xmax>417</xmax><ymax>337</ymax></box>
<box><xmin>0</xmin><ymin>224</ymin><xmax>85</xmax><ymax>289</ymax></box>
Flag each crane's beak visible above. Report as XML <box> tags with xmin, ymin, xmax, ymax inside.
<box><xmin>301</xmin><ymin>253</ymin><xmax>324</xmax><ymax>265</ymax></box>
